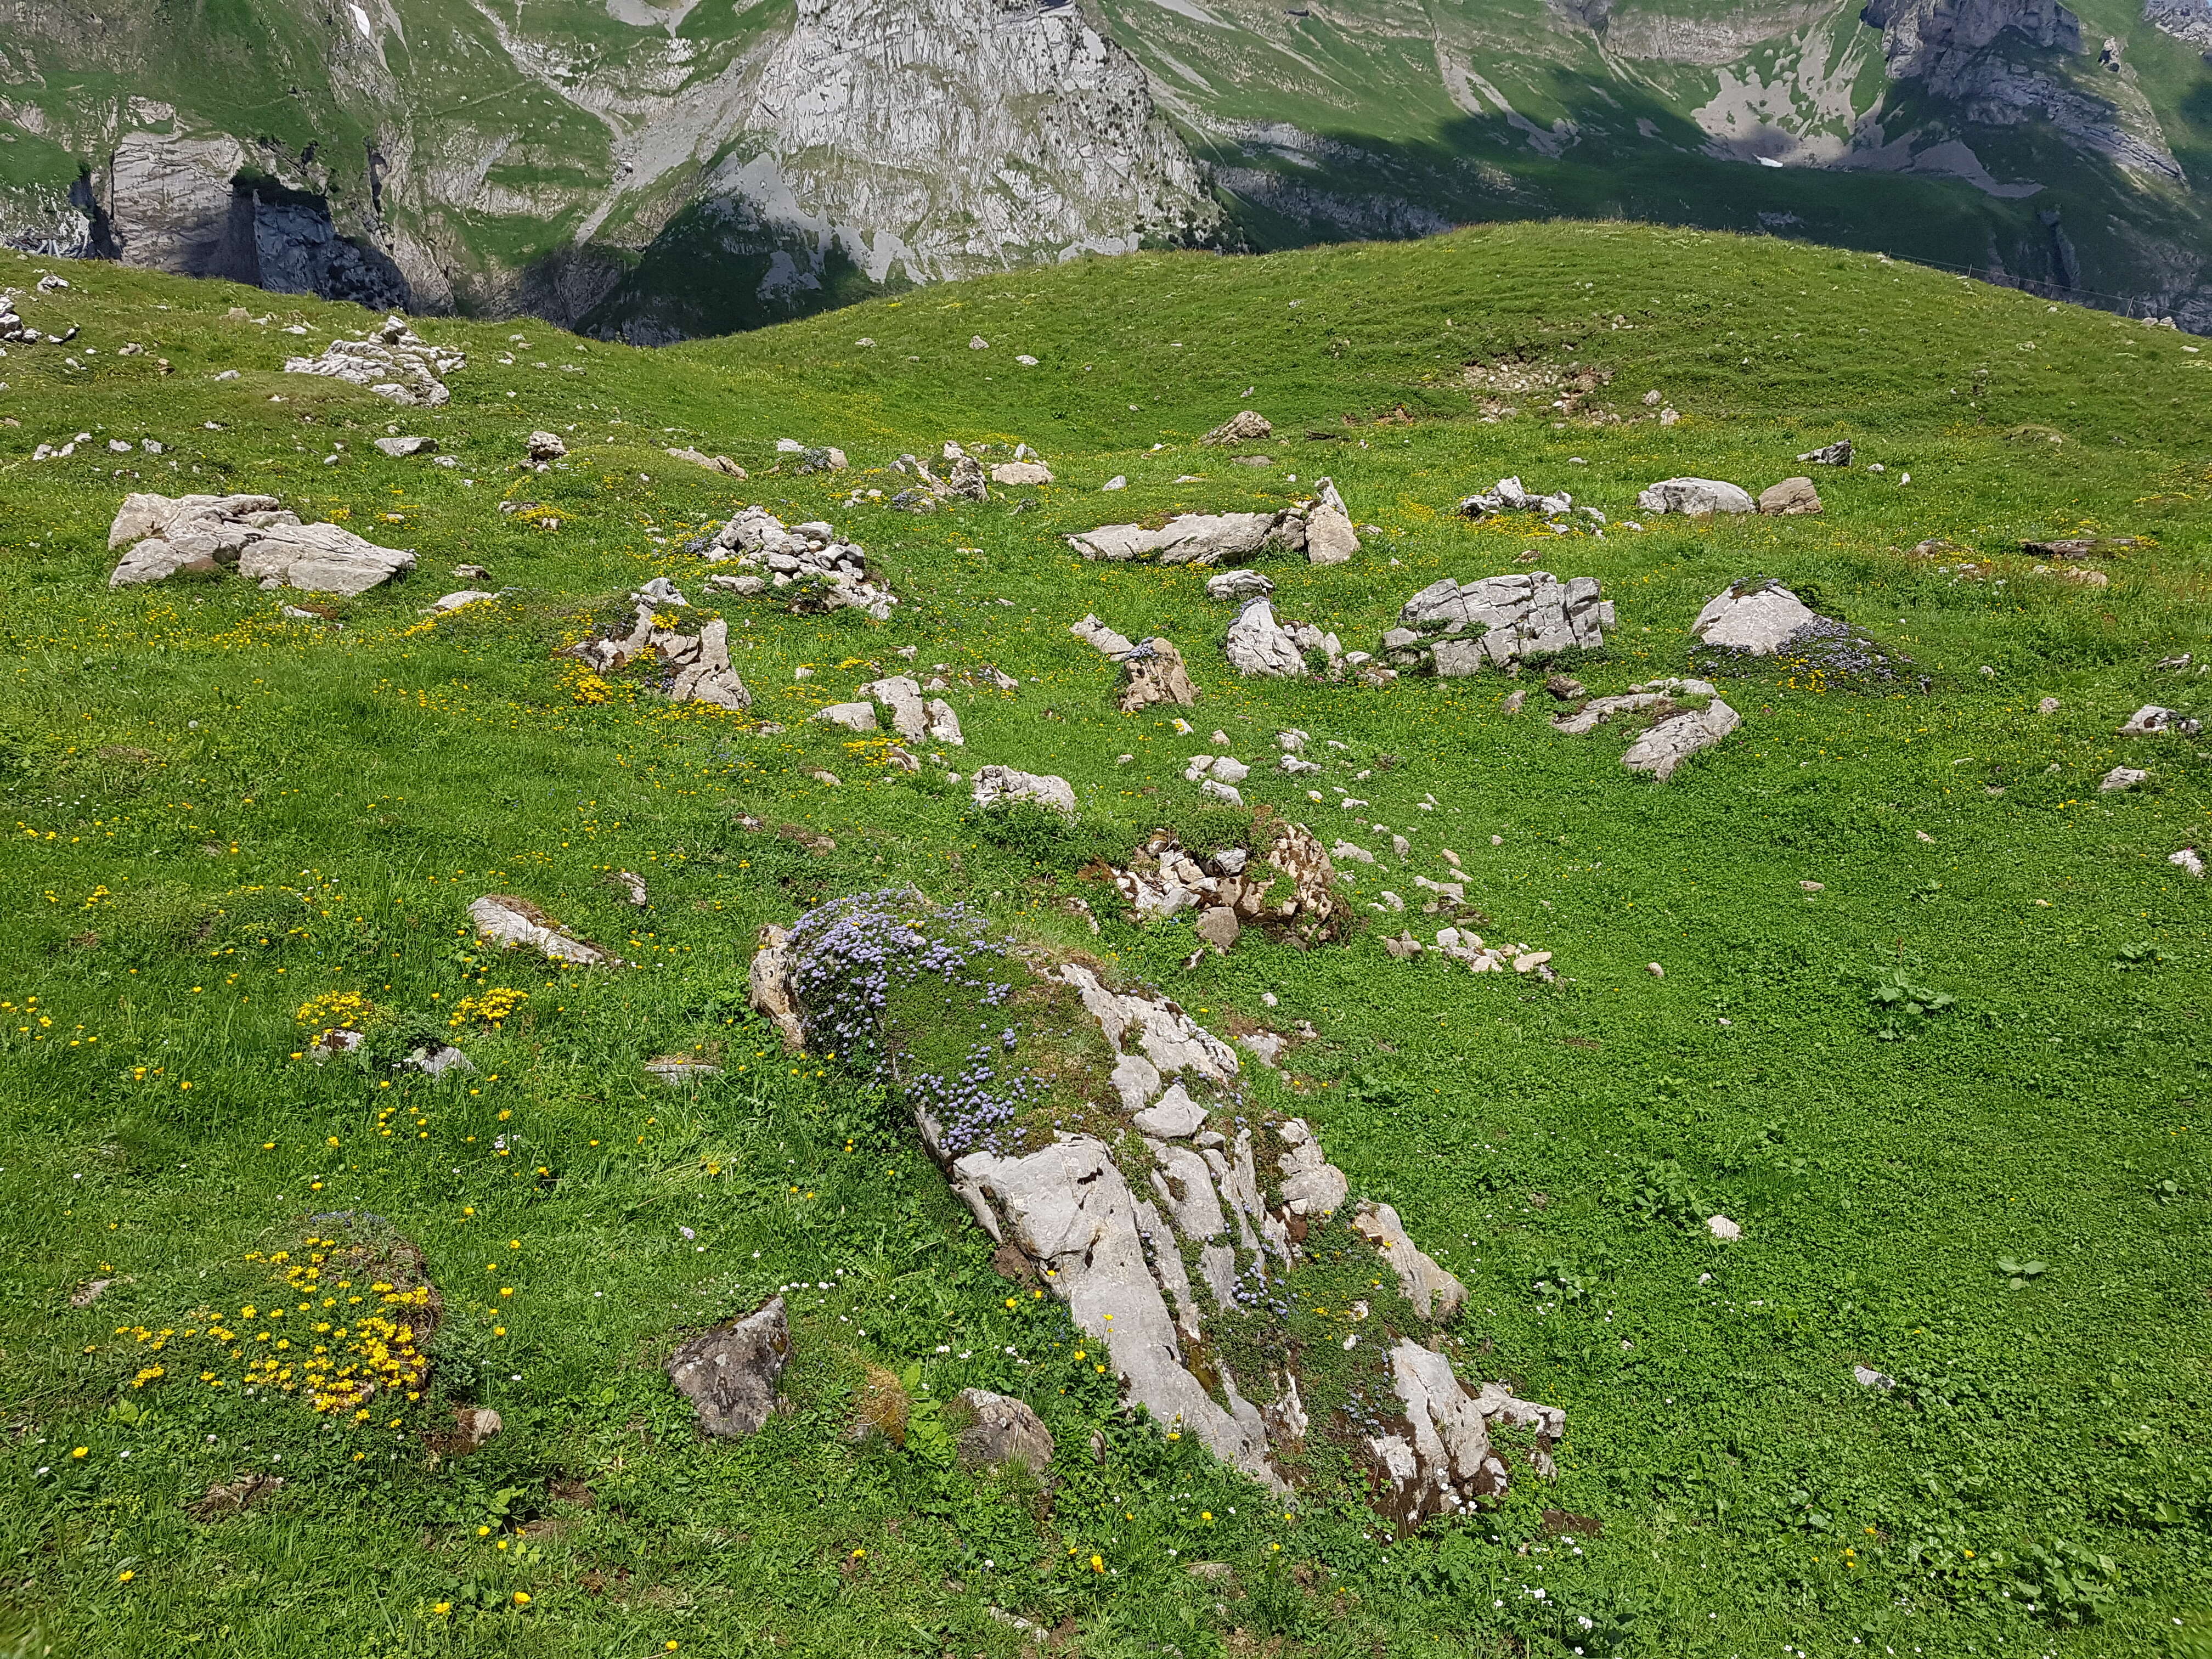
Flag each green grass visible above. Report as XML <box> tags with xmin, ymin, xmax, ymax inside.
<box><xmin>2</xmin><ymin>222</ymin><xmax>2209</xmax><ymax>1657</ymax></box>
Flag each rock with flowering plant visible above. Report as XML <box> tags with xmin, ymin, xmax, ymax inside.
<box><xmin>748</xmin><ymin>890</ymin><xmax>1562</xmax><ymax>1526</ymax></box>
<box><xmin>558</xmin><ymin>598</ymin><xmax>753</xmax><ymax>713</ymax></box>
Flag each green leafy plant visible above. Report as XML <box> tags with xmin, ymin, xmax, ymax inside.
<box><xmin>1871</xmin><ymin>968</ymin><xmax>1956</xmax><ymax>1037</ymax></box>
<box><xmin>1996</xmin><ymin>1256</ymin><xmax>2049</xmax><ymax>1290</ymax></box>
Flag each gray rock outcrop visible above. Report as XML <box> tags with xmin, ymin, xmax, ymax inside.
<box><xmin>1381</xmin><ymin>572</ymin><xmax>1612</xmax><ymax>674</ymax></box>
<box><xmin>972</xmin><ymin>766</ymin><xmax>1077</xmax><ymax>815</ymax></box>
<box><xmin>693</xmin><ymin>505</ymin><xmax>896</xmax><ymax>618</ymax></box>
<box><xmin>283</xmin><ymin>317</ymin><xmax>462</xmax><ymax>407</ymax></box>
<box><xmin>1226</xmin><ymin>599</ymin><xmax>1341</xmax><ymax>679</ymax></box>
<box><xmin>1691</xmin><ymin>580</ymin><xmax>1821</xmax><ymax>654</ymax></box>
<box><xmin>947</xmin><ymin>1389</ymin><xmax>1056</xmax><ymax>1474</ymax></box>
<box><xmin>561</xmin><ymin>603</ymin><xmax>754</xmax><ymax>711</ymax></box>
<box><xmin>106</xmin><ymin>492</ymin><xmax>416</xmax><ymax>595</ymax></box>
<box><xmin>668</xmin><ymin>1297</ymin><xmax>793</xmax><ymax>1440</ymax></box>
<box><xmin>748</xmin><ymin>895</ymin><xmax>1560</xmax><ymax>1522</ymax></box>
<box><xmin>1200</xmin><ymin>410</ymin><xmax>1272</xmax><ymax>445</ymax></box>
<box><xmin>1069</xmin><ymin>482</ymin><xmax>1358</xmax><ymax>567</ymax></box>
<box><xmin>468</xmin><ymin>895</ymin><xmax>617</xmax><ymax>966</ymax></box>
<box><xmin>1635</xmin><ymin>478</ymin><xmax>1755</xmax><ymax>516</ymax></box>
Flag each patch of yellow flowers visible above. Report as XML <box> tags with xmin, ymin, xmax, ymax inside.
<box><xmin>450</xmin><ymin>986</ymin><xmax>528</xmax><ymax>1029</ymax></box>
<box><xmin>116</xmin><ymin>1238</ymin><xmax>435</xmax><ymax>1417</ymax></box>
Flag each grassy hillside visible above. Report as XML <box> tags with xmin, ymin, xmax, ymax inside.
<box><xmin>2</xmin><ymin>223</ymin><xmax>2209</xmax><ymax>1657</ymax></box>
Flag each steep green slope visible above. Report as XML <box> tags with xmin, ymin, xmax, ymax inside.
<box><xmin>2</xmin><ymin>224</ymin><xmax>2209</xmax><ymax>1657</ymax></box>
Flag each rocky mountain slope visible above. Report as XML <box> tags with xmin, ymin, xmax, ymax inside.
<box><xmin>5</xmin><ymin>0</ymin><xmax>2212</xmax><ymax>330</ymax></box>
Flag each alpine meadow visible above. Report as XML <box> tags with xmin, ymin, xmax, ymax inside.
<box><xmin>1</xmin><ymin>221</ymin><xmax>2209</xmax><ymax>1659</ymax></box>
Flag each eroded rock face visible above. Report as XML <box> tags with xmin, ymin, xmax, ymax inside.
<box><xmin>669</xmin><ymin>1297</ymin><xmax>792</xmax><ymax>1439</ymax></box>
<box><xmin>748</xmin><ymin>893</ymin><xmax>1560</xmax><ymax>1525</ymax></box>
<box><xmin>106</xmin><ymin>492</ymin><xmax>415</xmax><ymax>594</ymax></box>
<box><xmin>1119</xmin><ymin>640</ymin><xmax>1200</xmax><ymax>712</ymax></box>
<box><xmin>1382</xmin><ymin>572</ymin><xmax>1612</xmax><ymax>673</ymax></box>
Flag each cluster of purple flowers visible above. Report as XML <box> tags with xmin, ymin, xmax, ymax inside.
<box><xmin>782</xmin><ymin>889</ymin><xmax>1041</xmax><ymax>1158</ymax></box>
<box><xmin>1231</xmin><ymin>1256</ymin><xmax>1290</xmax><ymax>1318</ymax></box>
<box><xmin>907</xmin><ymin>1040</ymin><xmax>1051</xmax><ymax>1159</ymax></box>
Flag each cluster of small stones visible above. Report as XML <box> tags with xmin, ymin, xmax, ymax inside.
<box><xmin>1380</xmin><ymin>573</ymin><xmax>1613</xmax><ymax>675</ymax></box>
<box><xmin>686</xmin><ymin>505</ymin><xmax>896</xmax><ymax>619</ymax></box>
<box><xmin>1</xmin><ymin>281</ymin><xmax>77</xmax><ymax>347</ymax></box>
<box><xmin>283</xmin><ymin>315</ymin><xmax>464</xmax><ymax>408</ymax></box>
<box><xmin>105</xmin><ymin>492</ymin><xmax>416</xmax><ymax>595</ymax></box>
<box><xmin>561</xmin><ymin>578</ymin><xmax>752</xmax><ymax>711</ymax></box>
<box><xmin>1109</xmin><ymin>821</ymin><xmax>1347</xmax><ymax>955</ymax></box>
<box><xmin>749</xmin><ymin>896</ymin><xmax>1563</xmax><ymax>1525</ymax></box>
<box><xmin>1456</xmin><ymin>476</ymin><xmax>1609</xmax><ymax>534</ymax></box>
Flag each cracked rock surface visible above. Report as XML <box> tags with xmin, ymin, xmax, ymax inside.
<box><xmin>748</xmin><ymin>891</ymin><xmax>1560</xmax><ymax>1523</ymax></box>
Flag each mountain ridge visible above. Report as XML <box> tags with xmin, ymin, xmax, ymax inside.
<box><xmin>5</xmin><ymin>0</ymin><xmax>2212</xmax><ymax>331</ymax></box>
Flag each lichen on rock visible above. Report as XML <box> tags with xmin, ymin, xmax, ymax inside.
<box><xmin>748</xmin><ymin>889</ymin><xmax>1561</xmax><ymax>1526</ymax></box>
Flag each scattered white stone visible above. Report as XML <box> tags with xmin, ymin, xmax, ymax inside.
<box><xmin>1635</xmin><ymin>478</ymin><xmax>1755</xmax><ymax>516</ymax></box>
<box><xmin>469</xmin><ymin>894</ymin><xmax>614</xmax><ymax>966</ymax></box>
<box><xmin>2170</xmin><ymin>848</ymin><xmax>2205</xmax><ymax>878</ymax></box>
<box><xmin>972</xmin><ymin>766</ymin><xmax>1077</xmax><ymax>815</ymax></box>
<box><xmin>2100</xmin><ymin>766</ymin><xmax>2149</xmax><ymax>792</ymax></box>
<box><xmin>2119</xmin><ymin>704</ymin><xmax>2202</xmax><ymax>737</ymax></box>
<box><xmin>1705</xmin><ymin>1214</ymin><xmax>1742</xmax><ymax>1242</ymax></box>
<box><xmin>1206</xmin><ymin>568</ymin><xmax>1274</xmax><ymax>601</ymax></box>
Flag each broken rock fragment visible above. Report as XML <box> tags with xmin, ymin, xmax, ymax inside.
<box><xmin>1200</xmin><ymin>409</ymin><xmax>1272</xmax><ymax>445</ymax></box>
<box><xmin>1636</xmin><ymin>478</ymin><xmax>1754</xmax><ymax>516</ymax></box>
<box><xmin>972</xmin><ymin>766</ymin><xmax>1077</xmax><ymax>815</ymax></box>
<box><xmin>468</xmin><ymin>894</ymin><xmax>616</xmax><ymax>966</ymax></box>
<box><xmin>948</xmin><ymin>1389</ymin><xmax>1056</xmax><ymax>1474</ymax></box>
<box><xmin>668</xmin><ymin>1297</ymin><xmax>792</xmax><ymax>1439</ymax></box>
